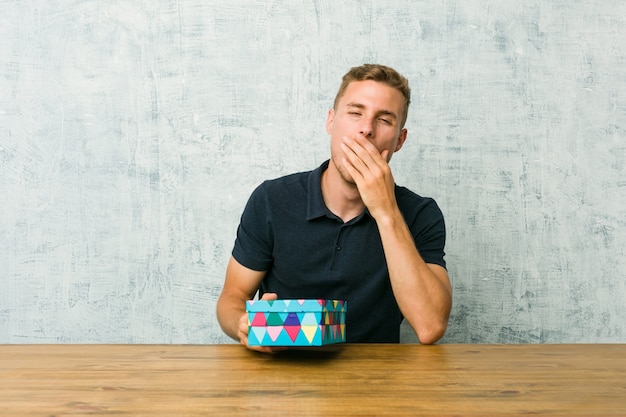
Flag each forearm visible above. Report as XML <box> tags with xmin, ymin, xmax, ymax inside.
<box><xmin>375</xmin><ymin>209</ymin><xmax>452</xmax><ymax>344</ymax></box>
<box><xmin>216</xmin><ymin>291</ymin><xmax>247</xmax><ymax>342</ymax></box>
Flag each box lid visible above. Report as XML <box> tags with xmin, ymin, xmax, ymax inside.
<box><xmin>246</xmin><ymin>299</ymin><xmax>347</xmax><ymax>313</ymax></box>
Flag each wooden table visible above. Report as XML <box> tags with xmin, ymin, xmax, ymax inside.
<box><xmin>1</xmin><ymin>344</ymin><xmax>625</xmax><ymax>416</ymax></box>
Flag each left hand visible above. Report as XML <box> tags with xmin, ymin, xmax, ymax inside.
<box><xmin>340</xmin><ymin>133</ymin><xmax>397</xmax><ymax>218</ymax></box>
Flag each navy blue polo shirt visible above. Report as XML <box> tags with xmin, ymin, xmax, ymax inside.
<box><xmin>232</xmin><ymin>160</ymin><xmax>446</xmax><ymax>343</ymax></box>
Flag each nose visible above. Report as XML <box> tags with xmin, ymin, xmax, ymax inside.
<box><xmin>359</xmin><ymin>118</ymin><xmax>374</xmax><ymax>138</ymax></box>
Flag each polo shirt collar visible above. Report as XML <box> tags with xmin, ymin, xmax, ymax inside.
<box><xmin>306</xmin><ymin>160</ymin><xmax>332</xmax><ymax>220</ymax></box>
<box><xmin>306</xmin><ymin>160</ymin><xmax>372</xmax><ymax>222</ymax></box>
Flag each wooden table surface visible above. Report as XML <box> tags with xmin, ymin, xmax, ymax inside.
<box><xmin>1</xmin><ymin>344</ymin><xmax>625</xmax><ymax>416</ymax></box>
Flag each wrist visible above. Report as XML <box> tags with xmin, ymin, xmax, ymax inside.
<box><xmin>372</xmin><ymin>206</ymin><xmax>404</xmax><ymax>227</ymax></box>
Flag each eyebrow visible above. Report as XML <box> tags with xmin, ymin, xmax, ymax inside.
<box><xmin>345</xmin><ymin>103</ymin><xmax>398</xmax><ymax>119</ymax></box>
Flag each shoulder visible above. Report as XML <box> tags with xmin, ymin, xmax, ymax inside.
<box><xmin>262</xmin><ymin>169</ymin><xmax>310</xmax><ymax>189</ymax></box>
<box><xmin>246</xmin><ymin>168</ymin><xmax>316</xmax><ymax>213</ymax></box>
<box><xmin>253</xmin><ymin>169</ymin><xmax>311</xmax><ymax>198</ymax></box>
<box><xmin>395</xmin><ymin>186</ymin><xmax>447</xmax><ymax>267</ymax></box>
<box><xmin>394</xmin><ymin>185</ymin><xmax>446</xmax><ymax>237</ymax></box>
<box><xmin>394</xmin><ymin>185</ymin><xmax>443</xmax><ymax>218</ymax></box>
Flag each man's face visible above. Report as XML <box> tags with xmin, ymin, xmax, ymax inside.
<box><xmin>326</xmin><ymin>80</ymin><xmax>407</xmax><ymax>184</ymax></box>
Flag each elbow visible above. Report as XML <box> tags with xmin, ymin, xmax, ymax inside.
<box><xmin>413</xmin><ymin>318</ymin><xmax>449</xmax><ymax>345</ymax></box>
<box><xmin>418</xmin><ymin>330</ymin><xmax>444</xmax><ymax>345</ymax></box>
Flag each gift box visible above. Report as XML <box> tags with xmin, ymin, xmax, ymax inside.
<box><xmin>246</xmin><ymin>299</ymin><xmax>347</xmax><ymax>346</ymax></box>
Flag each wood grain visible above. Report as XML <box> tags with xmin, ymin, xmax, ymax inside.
<box><xmin>1</xmin><ymin>344</ymin><xmax>625</xmax><ymax>416</ymax></box>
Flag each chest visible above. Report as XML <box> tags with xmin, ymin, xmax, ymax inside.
<box><xmin>270</xmin><ymin>215</ymin><xmax>386</xmax><ymax>287</ymax></box>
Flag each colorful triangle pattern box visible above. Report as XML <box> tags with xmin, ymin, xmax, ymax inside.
<box><xmin>246</xmin><ymin>299</ymin><xmax>347</xmax><ymax>346</ymax></box>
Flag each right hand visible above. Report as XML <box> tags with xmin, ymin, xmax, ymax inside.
<box><xmin>238</xmin><ymin>292</ymin><xmax>287</xmax><ymax>353</ymax></box>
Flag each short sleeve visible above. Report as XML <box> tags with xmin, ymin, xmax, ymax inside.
<box><xmin>407</xmin><ymin>197</ymin><xmax>447</xmax><ymax>269</ymax></box>
<box><xmin>231</xmin><ymin>182</ymin><xmax>275</xmax><ymax>272</ymax></box>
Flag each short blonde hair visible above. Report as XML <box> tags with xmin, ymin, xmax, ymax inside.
<box><xmin>333</xmin><ymin>64</ymin><xmax>411</xmax><ymax>128</ymax></box>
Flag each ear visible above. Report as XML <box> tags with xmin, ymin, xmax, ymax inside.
<box><xmin>325</xmin><ymin>109</ymin><xmax>335</xmax><ymax>135</ymax></box>
<box><xmin>394</xmin><ymin>128</ymin><xmax>408</xmax><ymax>152</ymax></box>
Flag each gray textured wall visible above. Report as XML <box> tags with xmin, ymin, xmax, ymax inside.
<box><xmin>1</xmin><ymin>1</ymin><xmax>624</xmax><ymax>344</ymax></box>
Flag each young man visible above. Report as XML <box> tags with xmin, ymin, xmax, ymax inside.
<box><xmin>216</xmin><ymin>64</ymin><xmax>452</xmax><ymax>352</ymax></box>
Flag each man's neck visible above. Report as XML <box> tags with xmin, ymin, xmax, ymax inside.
<box><xmin>321</xmin><ymin>162</ymin><xmax>366</xmax><ymax>223</ymax></box>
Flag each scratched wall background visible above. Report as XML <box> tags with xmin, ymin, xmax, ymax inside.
<box><xmin>1</xmin><ymin>1</ymin><xmax>624</xmax><ymax>344</ymax></box>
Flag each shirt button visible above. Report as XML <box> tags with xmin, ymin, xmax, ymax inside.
<box><xmin>336</xmin><ymin>245</ymin><xmax>341</xmax><ymax>251</ymax></box>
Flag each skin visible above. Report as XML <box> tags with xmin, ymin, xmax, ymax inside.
<box><xmin>216</xmin><ymin>79</ymin><xmax>452</xmax><ymax>351</ymax></box>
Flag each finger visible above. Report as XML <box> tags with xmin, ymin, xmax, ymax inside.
<box><xmin>341</xmin><ymin>142</ymin><xmax>362</xmax><ymax>171</ymax></box>
<box><xmin>242</xmin><ymin>293</ymin><xmax>288</xmax><ymax>353</ymax></box>
<box><xmin>342</xmin><ymin>141</ymin><xmax>382</xmax><ymax>184</ymax></box>
<box><xmin>352</xmin><ymin>133</ymin><xmax>386</xmax><ymax>162</ymax></box>
<box><xmin>260</xmin><ymin>292</ymin><xmax>278</xmax><ymax>301</ymax></box>
<box><xmin>342</xmin><ymin>135</ymin><xmax>383</xmax><ymax>172</ymax></box>
<box><xmin>342</xmin><ymin>155</ymin><xmax>364</xmax><ymax>185</ymax></box>
<box><xmin>342</xmin><ymin>136</ymin><xmax>369</xmax><ymax>162</ymax></box>
<box><xmin>341</xmin><ymin>140</ymin><xmax>369</xmax><ymax>179</ymax></box>
<box><xmin>239</xmin><ymin>318</ymin><xmax>270</xmax><ymax>353</ymax></box>
<box><xmin>352</xmin><ymin>132</ymin><xmax>378</xmax><ymax>152</ymax></box>
<box><xmin>238</xmin><ymin>314</ymin><xmax>250</xmax><ymax>343</ymax></box>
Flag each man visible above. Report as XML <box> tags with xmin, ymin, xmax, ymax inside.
<box><xmin>216</xmin><ymin>64</ymin><xmax>452</xmax><ymax>352</ymax></box>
